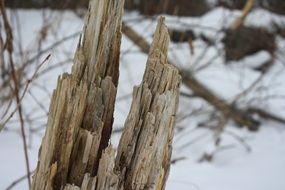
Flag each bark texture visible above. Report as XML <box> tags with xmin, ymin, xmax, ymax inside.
<box><xmin>32</xmin><ymin>0</ymin><xmax>124</xmax><ymax>189</ymax></box>
<box><xmin>32</xmin><ymin>0</ymin><xmax>181</xmax><ymax>189</ymax></box>
<box><xmin>115</xmin><ymin>17</ymin><xmax>181</xmax><ymax>190</ymax></box>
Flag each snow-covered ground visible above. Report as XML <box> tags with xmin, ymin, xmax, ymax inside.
<box><xmin>1</xmin><ymin>7</ymin><xmax>285</xmax><ymax>190</ymax></box>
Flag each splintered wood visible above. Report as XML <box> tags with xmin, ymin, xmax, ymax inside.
<box><xmin>32</xmin><ymin>0</ymin><xmax>124</xmax><ymax>189</ymax></box>
<box><xmin>115</xmin><ymin>17</ymin><xmax>181</xmax><ymax>190</ymax></box>
<box><xmin>31</xmin><ymin>0</ymin><xmax>181</xmax><ymax>189</ymax></box>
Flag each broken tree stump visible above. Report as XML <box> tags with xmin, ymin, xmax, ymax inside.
<box><xmin>32</xmin><ymin>0</ymin><xmax>181</xmax><ymax>188</ymax></box>
<box><xmin>31</xmin><ymin>0</ymin><xmax>124</xmax><ymax>189</ymax></box>
<box><xmin>115</xmin><ymin>17</ymin><xmax>181</xmax><ymax>190</ymax></box>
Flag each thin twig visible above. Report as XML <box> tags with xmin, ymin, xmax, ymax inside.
<box><xmin>0</xmin><ymin>0</ymin><xmax>32</xmax><ymax>188</ymax></box>
<box><xmin>0</xmin><ymin>54</ymin><xmax>51</xmax><ymax>131</ymax></box>
<box><xmin>224</xmin><ymin>130</ymin><xmax>252</xmax><ymax>152</ymax></box>
<box><xmin>5</xmin><ymin>170</ymin><xmax>35</xmax><ymax>190</ymax></box>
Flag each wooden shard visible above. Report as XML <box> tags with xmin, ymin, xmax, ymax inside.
<box><xmin>31</xmin><ymin>0</ymin><xmax>124</xmax><ymax>189</ymax></box>
<box><xmin>115</xmin><ymin>17</ymin><xmax>181</xmax><ymax>190</ymax></box>
<box><xmin>32</xmin><ymin>2</ymin><xmax>181</xmax><ymax>189</ymax></box>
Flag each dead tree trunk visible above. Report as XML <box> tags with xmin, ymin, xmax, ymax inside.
<box><xmin>115</xmin><ymin>17</ymin><xmax>181</xmax><ymax>190</ymax></box>
<box><xmin>32</xmin><ymin>0</ymin><xmax>180</xmax><ymax>189</ymax></box>
<box><xmin>32</xmin><ymin>0</ymin><xmax>124</xmax><ymax>189</ymax></box>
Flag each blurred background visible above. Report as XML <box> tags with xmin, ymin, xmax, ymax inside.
<box><xmin>1</xmin><ymin>0</ymin><xmax>285</xmax><ymax>189</ymax></box>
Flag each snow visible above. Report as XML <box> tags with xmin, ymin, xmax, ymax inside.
<box><xmin>1</xmin><ymin>7</ymin><xmax>285</xmax><ymax>190</ymax></box>
<box><xmin>168</xmin><ymin>126</ymin><xmax>285</xmax><ymax>190</ymax></box>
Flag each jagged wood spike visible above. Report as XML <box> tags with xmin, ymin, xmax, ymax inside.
<box><xmin>32</xmin><ymin>4</ymin><xmax>181</xmax><ymax>190</ymax></box>
<box><xmin>31</xmin><ymin>0</ymin><xmax>124</xmax><ymax>189</ymax></box>
<box><xmin>115</xmin><ymin>17</ymin><xmax>181</xmax><ymax>190</ymax></box>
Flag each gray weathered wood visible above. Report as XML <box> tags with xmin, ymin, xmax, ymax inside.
<box><xmin>32</xmin><ymin>1</ymin><xmax>181</xmax><ymax>189</ymax></box>
<box><xmin>115</xmin><ymin>17</ymin><xmax>181</xmax><ymax>190</ymax></box>
<box><xmin>31</xmin><ymin>0</ymin><xmax>124</xmax><ymax>189</ymax></box>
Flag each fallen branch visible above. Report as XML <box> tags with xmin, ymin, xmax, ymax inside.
<box><xmin>181</xmin><ymin>73</ymin><xmax>260</xmax><ymax>131</ymax></box>
<box><xmin>247</xmin><ymin>107</ymin><xmax>285</xmax><ymax>125</ymax></box>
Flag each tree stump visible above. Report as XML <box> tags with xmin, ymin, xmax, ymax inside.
<box><xmin>32</xmin><ymin>0</ymin><xmax>181</xmax><ymax>189</ymax></box>
<box><xmin>32</xmin><ymin>0</ymin><xmax>124</xmax><ymax>189</ymax></box>
<box><xmin>115</xmin><ymin>17</ymin><xmax>181</xmax><ymax>190</ymax></box>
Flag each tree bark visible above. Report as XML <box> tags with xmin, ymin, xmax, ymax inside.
<box><xmin>115</xmin><ymin>17</ymin><xmax>181</xmax><ymax>190</ymax></box>
<box><xmin>32</xmin><ymin>0</ymin><xmax>181</xmax><ymax>189</ymax></box>
<box><xmin>31</xmin><ymin>0</ymin><xmax>124</xmax><ymax>189</ymax></box>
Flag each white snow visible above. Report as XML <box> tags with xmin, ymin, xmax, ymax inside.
<box><xmin>1</xmin><ymin>7</ymin><xmax>285</xmax><ymax>190</ymax></box>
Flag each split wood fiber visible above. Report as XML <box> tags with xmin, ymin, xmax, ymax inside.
<box><xmin>32</xmin><ymin>0</ymin><xmax>124</xmax><ymax>189</ymax></box>
<box><xmin>32</xmin><ymin>0</ymin><xmax>181</xmax><ymax>189</ymax></box>
<box><xmin>115</xmin><ymin>17</ymin><xmax>181</xmax><ymax>190</ymax></box>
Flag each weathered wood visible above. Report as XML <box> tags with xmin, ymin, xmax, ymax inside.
<box><xmin>62</xmin><ymin>146</ymin><xmax>119</xmax><ymax>190</ymax></box>
<box><xmin>115</xmin><ymin>17</ymin><xmax>181</xmax><ymax>190</ymax></box>
<box><xmin>122</xmin><ymin>21</ymin><xmax>260</xmax><ymax>131</ymax></box>
<box><xmin>31</xmin><ymin>0</ymin><xmax>124</xmax><ymax>189</ymax></box>
<box><xmin>32</xmin><ymin>0</ymin><xmax>181</xmax><ymax>189</ymax></box>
